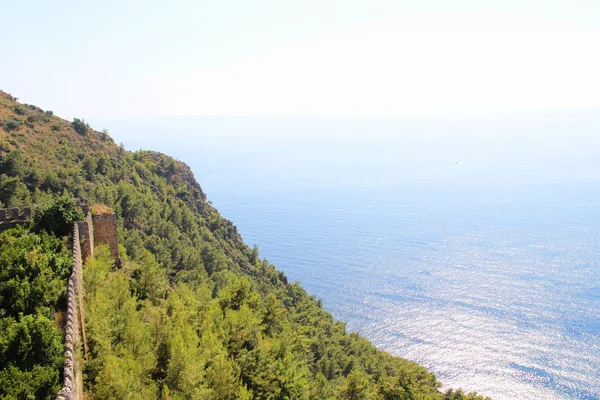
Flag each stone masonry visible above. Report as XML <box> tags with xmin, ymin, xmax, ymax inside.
<box><xmin>92</xmin><ymin>213</ymin><xmax>119</xmax><ymax>263</ymax></box>
<box><xmin>57</xmin><ymin>210</ymin><xmax>119</xmax><ymax>400</ymax></box>
<box><xmin>56</xmin><ymin>223</ymin><xmax>84</xmax><ymax>400</ymax></box>
<box><xmin>77</xmin><ymin>212</ymin><xmax>94</xmax><ymax>262</ymax></box>
<box><xmin>0</xmin><ymin>206</ymin><xmax>36</xmax><ymax>232</ymax></box>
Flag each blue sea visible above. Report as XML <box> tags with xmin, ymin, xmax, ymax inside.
<box><xmin>108</xmin><ymin>112</ymin><xmax>600</xmax><ymax>400</ymax></box>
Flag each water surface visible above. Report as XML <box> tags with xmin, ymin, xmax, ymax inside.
<box><xmin>110</xmin><ymin>113</ymin><xmax>600</xmax><ymax>400</ymax></box>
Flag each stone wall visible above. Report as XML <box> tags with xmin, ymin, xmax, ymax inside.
<box><xmin>56</xmin><ymin>210</ymin><xmax>118</xmax><ymax>399</ymax></box>
<box><xmin>56</xmin><ymin>223</ymin><xmax>84</xmax><ymax>400</ymax></box>
<box><xmin>77</xmin><ymin>212</ymin><xmax>94</xmax><ymax>262</ymax></box>
<box><xmin>0</xmin><ymin>206</ymin><xmax>36</xmax><ymax>232</ymax></box>
<box><xmin>92</xmin><ymin>213</ymin><xmax>119</xmax><ymax>262</ymax></box>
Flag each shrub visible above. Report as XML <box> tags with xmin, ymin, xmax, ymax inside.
<box><xmin>27</xmin><ymin>114</ymin><xmax>40</xmax><ymax>124</ymax></box>
<box><xmin>42</xmin><ymin>172</ymin><xmax>61</xmax><ymax>192</ymax></box>
<box><xmin>3</xmin><ymin>118</ymin><xmax>22</xmax><ymax>131</ymax></box>
<box><xmin>41</xmin><ymin>110</ymin><xmax>54</xmax><ymax>123</ymax></box>
<box><xmin>0</xmin><ymin>315</ymin><xmax>64</xmax><ymax>399</ymax></box>
<box><xmin>0</xmin><ymin>139</ymin><xmax>9</xmax><ymax>152</ymax></box>
<box><xmin>13</xmin><ymin>105</ymin><xmax>26</xmax><ymax>115</ymax></box>
<box><xmin>0</xmin><ymin>149</ymin><xmax>27</xmax><ymax>177</ymax></box>
<box><xmin>26</xmin><ymin>104</ymin><xmax>43</xmax><ymax>113</ymax></box>
<box><xmin>0</xmin><ymin>175</ymin><xmax>31</xmax><ymax>207</ymax></box>
<box><xmin>0</xmin><ymin>227</ymin><xmax>69</xmax><ymax>399</ymax></box>
<box><xmin>0</xmin><ymin>227</ymin><xmax>71</xmax><ymax>317</ymax></box>
<box><xmin>50</xmin><ymin>123</ymin><xmax>61</xmax><ymax>132</ymax></box>
<box><xmin>32</xmin><ymin>194</ymin><xmax>84</xmax><ymax>237</ymax></box>
<box><xmin>71</xmin><ymin>118</ymin><xmax>88</xmax><ymax>136</ymax></box>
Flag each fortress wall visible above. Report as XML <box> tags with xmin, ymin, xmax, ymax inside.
<box><xmin>77</xmin><ymin>212</ymin><xmax>94</xmax><ymax>261</ymax></box>
<box><xmin>0</xmin><ymin>206</ymin><xmax>35</xmax><ymax>232</ymax></box>
<box><xmin>56</xmin><ymin>210</ymin><xmax>118</xmax><ymax>399</ymax></box>
<box><xmin>56</xmin><ymin>223</ymin><xmax>84</xmax><ymax>400</ymax></box>
<box><xmin>0</xmin><ymin>205</ymin><xmax>35</xmax><ymax>221</ymax></box>
<box><xmin>92</xmin><ymin>213</ymin><xmax>119</xmax><ymax>262</ymax></box>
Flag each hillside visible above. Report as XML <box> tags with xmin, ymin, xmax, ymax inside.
<box><xmin>0</xmin><ymin>90</ymin><xmax>490</xmax><ymax>400</ymax></box>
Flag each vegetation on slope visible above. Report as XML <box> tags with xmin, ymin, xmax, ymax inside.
<box><xmin>0</xmin><ymin>226</ymin><xmax>71</xmax><ymax>399</ymax></box>
<box><xmin>0</xmin><ymin>91</ymin><xmax>491</xmax><ymax>399</ymax></box>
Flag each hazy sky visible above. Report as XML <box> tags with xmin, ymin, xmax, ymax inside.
<box><xmin>3</xmin><ymin>0</ymin><xmax>600</xmax><ymax>119</ymax></box>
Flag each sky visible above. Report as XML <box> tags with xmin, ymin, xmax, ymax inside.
<box><xmin>2</xmin><ymin>0</ymin><xmax>600</xmax><ymax>119</ymax></box>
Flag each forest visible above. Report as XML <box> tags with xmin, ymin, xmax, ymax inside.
<box><xmin>0</xmin><ymin>91</ymin><xmax>490</xmax><ymax>400</ymax></box>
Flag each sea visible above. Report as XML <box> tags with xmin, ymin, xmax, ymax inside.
<box><xmin>108</xmin><ymin>112</ymin><xmax>600</xmax><ymax>400</ymax></box>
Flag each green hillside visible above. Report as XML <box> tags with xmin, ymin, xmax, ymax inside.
<box><xmin>0</xmin><ymin>91</ymin><xmax>490</xmax><ymax>400</ymax></box>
